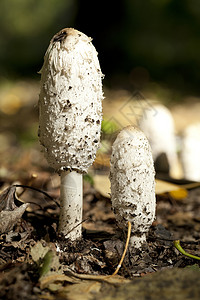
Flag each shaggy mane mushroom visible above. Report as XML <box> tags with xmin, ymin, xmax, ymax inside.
<box><xmin>38</xmin><ymin>28</ymin><xmax>104</xmax><ymax>241</ymax></box>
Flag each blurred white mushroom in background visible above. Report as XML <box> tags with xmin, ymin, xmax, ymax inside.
<box><xmin>180</xmin><ymin>123</ymin><xmax>200</xmax><ymax>182</ymax></box>
<box><xmin>139</xmin><ymin>103</ymin><xmax>180</xmax><ymax>178</ymax></box>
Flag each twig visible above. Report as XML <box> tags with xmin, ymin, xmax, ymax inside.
<box><xmin>14</xmin><ymin>184</ymin><xmax>59</xmax><ymax>206</ymax></box>
<box><xmin>59</xmin><ymin>217</ymin><xmax>90</xmax><ymax>238</ymax></box>
<box><xmin>174</xmin><ymin>240</ymin><xmax>200</xmax><ymax>261</ymax></box>
<box><xmin>110</xmin><ymin>221</ymin><xmax>131</xmax><ymax>277</ymax></box>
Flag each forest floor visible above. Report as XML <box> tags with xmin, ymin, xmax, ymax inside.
<box><xmin>1</xmin><ymin>81</ymin><xmax>200</xmax><ymax>299</ymax></box>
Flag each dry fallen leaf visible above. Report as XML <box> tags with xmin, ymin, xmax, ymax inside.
<box><xmin>93</xmin><ymin>175</ymin><xmax>188</xmax><ymax>199</ymax></box>
<box><xmin>93</xmin><ymin>174</ymin><xmax>110</xmax><ymax>198</ymax></box>
<box><xmin>155</xmin><ymin>179</ymin><xmax>187</xmax><ymax>196</ymax></box>
<box><xmin>31</xmin><ymin>240</ymin><xmax>63</xmax><ymax>280</ymax></box>
<box><xmin>58</xmin><ymin>280</ymin><xmax>102</xmax><ymax>300</ymax></box>
<box><xmin>40</xmin><ymin>274</ymin><xmax>81</xmax><ymax>290</ymax></box>
<box><xmin>42</xmin><ymin>271</ymin><xmax>130</xmax><ymax>300</ymax></box>
<box><xmin>0</xmin><ymin>204</ymin><xmax>29</xmax><ymax>234</ymax></box>
<box><xmin>0</xmin><ymin>186</ymin><xmax>18</xmax><ymax>211</ymax></box>
<box><xmin>0</xmin><ymin>186</ymin><xmax>29</xmax><ymax>234</ymax></box>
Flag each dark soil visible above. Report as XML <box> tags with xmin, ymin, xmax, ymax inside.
<box><xmin>0</xmin><ymin>172</ymin><xmax>200</xmax><ymax>299</ymax></box>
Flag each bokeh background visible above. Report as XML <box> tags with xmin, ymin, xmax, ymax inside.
<box><xmin>1</xmin><ymin>0</ymin><xmax>200</xmax><ymax>181</ymax></box>
<box><xmin>1</xmin><ymin>0</ymin><xmax>200</xmax><ymax>93</ymax></box>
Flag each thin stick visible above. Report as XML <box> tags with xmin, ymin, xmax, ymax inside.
<box><xmin>174</xmin><ymin>240</ymin><xmax>200</xmax><ymax>261</ymax></box>
<box><xmin>110</xmin><ymin>221</ymin><xmax>131</xmax><ymax>277</ymax></box>
<box><xmin>61</xmin><ymin>217</ymin><xmax>90</xmax><ymax>237</ymax></box>
<box><xmin>14</xmin><ymin>184</ymin><xmax>59</xmax><ymax>206</ymax></box>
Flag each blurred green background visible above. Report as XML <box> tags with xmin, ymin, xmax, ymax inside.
<box><xmin>1</xmin><ymin>0</ymin><xmax>200</xmax><ymax>94</ymax></box>
<box><xmin>1</xmin><ymin>0</ymin><xmax>200</xmax><ymax>179</ymax></box>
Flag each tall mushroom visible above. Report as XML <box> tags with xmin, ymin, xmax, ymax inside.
<box><xmin>110</xmin><ymin>126</ymin><xmax>156</xmax><ymax>249</ymax></box>
<box><xmin>38</xmin><ymin>28</ymin><xmax>104</xmax><ymax>241</ymax></box>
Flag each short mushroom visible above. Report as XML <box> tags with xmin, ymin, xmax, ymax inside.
<box><xmin>38</xmin><ymin>28</ymin><xmax>104</xmax><ymax>241</ymax></box>
<box><xmin>109</xmin><ymin>126</ymin><xmax>156</xmax><ymax>249</ymax></box>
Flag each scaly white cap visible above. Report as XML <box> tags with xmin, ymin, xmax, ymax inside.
<box><xmin>110</xmin><ymin>126</ymin><xmax>156</xmax><ymax>248</ymax></box>
<box><xmin>38</xmin><ymin>28</ymin><xmax>103</xmax><ymax>173</ymax></box>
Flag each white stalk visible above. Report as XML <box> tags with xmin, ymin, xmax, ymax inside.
<box><xmin>59</xmin><ymin>171</ymin><xmax>82</xmax><ymax>240</ymax></box>
<box><xmin>129</xmin><ymin>235</ymin><xmax>146</xmax><ymax>249</ymax></box>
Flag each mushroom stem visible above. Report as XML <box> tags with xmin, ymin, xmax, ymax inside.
<box><xmin>59</xmin><ymin>171</ymin><xmax>83</xmax><ymax>240</ymax></box>
<box><xmin>129</xmin><ymin>235</ymin><xmax>146</xmax><ymax>249</ymax></box>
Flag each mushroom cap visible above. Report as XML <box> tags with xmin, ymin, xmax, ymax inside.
<box><xmin>38</xmin><ymin>28</ymin><xmax>103</xmax><ymax>173</ymax></box>
<box><xmin>110</xmin><ymin>126</ymin><xmax>156</xmax><ymax>236</ymax></box>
